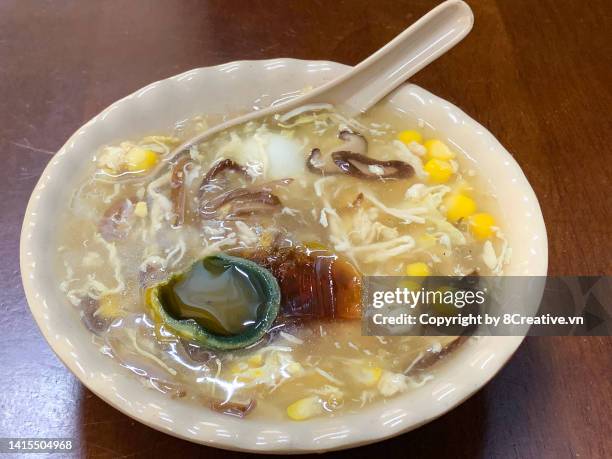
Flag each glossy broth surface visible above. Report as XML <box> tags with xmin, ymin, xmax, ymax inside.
<box><xmin>56</xmin><ymin>103</ymin><xmax>510</xmax><ymax>421</ymax></box>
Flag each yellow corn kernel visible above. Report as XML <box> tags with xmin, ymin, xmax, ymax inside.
<box><xmin>95</xmin><ymin>294</ymin><xmax>124</xmax><ymax>319</ymax></box>
<box><xmin>397</xmin><ymin>130</ymin><xmax>423</xmax><ymax>145</ymax></box>
<box><xmin>125</xmin><ymin>147</ymin><xmax>159</xmax><ymax>172</ymax></box>
<box><xmin>405</xmin><ymin>262</ymin><xmax>431</xmax><ymax>277</ymax></box>
<box><xmin>355</xmin><ymin>366</ymin><xmax>383</xmax><ymax>387</ymax></box>
<box><xmin>444</xmin><ymin>194</ymin><xmax>477</xmax><ymax>222</ymax></box>
<box><xmin>424</xmin><ymin>139</ymin><xmax>455</xmax><ymax>160</ymax></box>
<box><xmin>468</xmin><ymin>213</ymin><xmax>496</xmax><ymax>240</ymax></box>
<box><xmin>424</xmin><ymin>158</ymin><xmax>454</xmax><ymax>183</ymax></box>
<box><xmin>287</xmin><ymin>396</ymin><xmax>322</xmax><ymax>421</ymax></box>
<box><xmin>134</xmin><ymin>201</ymin><xmax>148</xmax><ymax>218</ymax></box>
<box><xmin>247</xmin><ymin>354</ymin><xmax>263</xmax><ymax>367</ymax></box>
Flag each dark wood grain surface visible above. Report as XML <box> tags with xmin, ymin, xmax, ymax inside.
<box><xmin>1</xmin><ymin>0</ymin><xmax>611</xmax><ymax>457</ymax></box>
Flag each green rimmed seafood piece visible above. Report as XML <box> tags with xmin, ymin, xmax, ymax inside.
<box><xmin>145</xmin><ymin>253</ymin><xmax>280</xmax><ymax>351</ymax></box>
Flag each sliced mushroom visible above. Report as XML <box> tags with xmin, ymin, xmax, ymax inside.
<box><xmin>307</xmin><ymin>130</ymin><xmax>369</xmax><ymax>176</ymax></box>
<box><xmin>80</xmin><ymin>296</ymin><xmax>111</xmax><ymax>334</ymax></box>
<box><xmin>180</xmin><ymin>340</ymin><xmax>217</xmax><ymax>364</ymax></box>
<box><xmin>209</xmin><ymin>398</ymin><xmax>256</xmax><ymax>418</ymax></box>
<box><xmin>99</xmin><ymin>197</ymin><xmax>136</xmax><ymax>241</ymax></box>
<box><xmin>170</xmin><ymin>152</ymin><xmax>194</xmax><ymax>227</ymax></box>
<box><xmin>198</xmin><ymin>159</ymin><xmax>249</xmax><ymax>197</ymax></box>
<box><xmin>332</xmin><ymin>151</ymin><xmax>414</xmax><ymax>180</ymax></box>
<box><xmin>306</xmin><ymin>147</ymin><xmax>340</xmax><ymax>175</ymax></box>
<box><xmin>456</xmin><ymin>270</ymin><xmax>480</xmax><ymax>289</ymax></box>
<box><xmin>200</xmin><ymin>179</ymin><xmax>291</xmax><ymax>220</ymax></box>
<box><xmin>201</xmin><ymin>188</ymin><xmax>280</xmax><ymax>218</ymax></box>
<box><xmin>198</xmin><ymin>159</ymin><xmax>290</xmax><ymax>220</ymax></box>
<box><xmin>307</xmin><ymin>129</ymin><xmax>411</xmax><ymax>179</ymax></box>
<box><xmin>223</xmin><ymin>191</ymin><xmax>282</xmax><ymax>218</ymax></box>
<box><xmin>351</xmin><ymin>192</ymin><xmax>365</xmax><ymax>208</ymax></box>
<box><xmin>407</xmin><ymin>337</ymin><xmax>468</xmax><ymax>373</ymax></box>
<box><xmin>338</xmin><ymin>129</ymin><xmax>368</xmax><ymax>154</ymax></box>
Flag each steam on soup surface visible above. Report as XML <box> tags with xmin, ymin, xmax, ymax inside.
<box><xmin>57</xmin><ymin>104</ymin><xmax>510</xmax><ymax>420</ymax></box>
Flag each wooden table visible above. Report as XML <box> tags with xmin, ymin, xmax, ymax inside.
<box><xmin>1</xmin><ymin>0</ymin><xmax>610</xmax><ymax>457</ymax></box>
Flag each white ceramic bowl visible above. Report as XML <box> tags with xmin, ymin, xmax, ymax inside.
<box><xmin>20</xmin><ymin>59</ymin><xmax>547</xmax><ymax>453</ymax></box>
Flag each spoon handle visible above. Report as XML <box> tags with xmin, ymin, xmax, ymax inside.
<box><xmin>312</xmin><ymin>0</ymin><xmax>474</xmax><ymax>116</ymax></box>
<box><xmin>171</xmin><ymin>0</ymin><xmax>472</xmax><ymax>155</ymax></box>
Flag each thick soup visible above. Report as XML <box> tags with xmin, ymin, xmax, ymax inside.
<box><xmin>57</xmin><ymin>104</ymin><xmax>510</xmax><ymax>420</ymax></box>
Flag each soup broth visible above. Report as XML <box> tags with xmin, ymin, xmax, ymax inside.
<box><xmin>57</xmin><ymin>104</ymin><xmax>510</xmax><ymax>420</ymax></box>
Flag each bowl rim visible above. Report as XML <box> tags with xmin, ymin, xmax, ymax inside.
<box><xmin>20</xmin><ymin>58</ymin><xmax>547</xmax><ymax>453</ymax></box>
